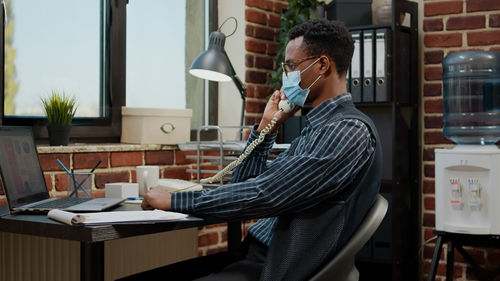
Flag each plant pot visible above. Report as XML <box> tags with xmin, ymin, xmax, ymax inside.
<box><xmin>47</xmin><ymin>124</ymin><xmax>71</xmax><ymax>146</ymax></box>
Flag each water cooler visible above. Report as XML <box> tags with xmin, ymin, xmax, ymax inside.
<box><xmin>435</xmin><ymin>51</ymin><xmax>500</xmax><ymax>235</ymax></box>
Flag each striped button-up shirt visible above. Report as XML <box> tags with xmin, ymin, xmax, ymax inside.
<box><xmin>172</xmin><ymin>93</ymin><xmax>375</xmax><ymax>246</ymax></box>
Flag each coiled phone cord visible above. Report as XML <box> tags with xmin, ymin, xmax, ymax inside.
<box><xmin>200</xmin><ymin>109</ymin><xmax>282</xmax><ymax>184</ymax></box>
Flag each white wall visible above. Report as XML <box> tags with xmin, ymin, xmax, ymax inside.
<box><xmin>218</xmin><ymin>0</ymin><xmax>246</xmax><ymax>141</ymax></box>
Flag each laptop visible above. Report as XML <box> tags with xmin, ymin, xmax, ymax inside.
<box><xmin>0</xmin><ymin>127</ymin><xmax>125</xmax><ymax>213</ymax></box>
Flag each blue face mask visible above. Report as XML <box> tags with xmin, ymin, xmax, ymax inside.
<box><xmin>282</xmin><ymin>58</ymin><xmax>322</xmax><ymax>107</ymax></box>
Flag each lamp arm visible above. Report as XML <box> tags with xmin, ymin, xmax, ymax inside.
<box><xmin>231</xmin><ymin>74</ymin><xmax>246</xmax><ymax>99</ymax></box>
<box><xmin>231</xmin><ymin>74</ymin><xmax>247</xmax><ymax>134</ymax></box>
<box><xmin>225</xmin><ymin>57</ymin><xmax>247</xmax><ymax>131</ymax></box>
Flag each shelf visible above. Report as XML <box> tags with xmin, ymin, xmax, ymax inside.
<box><xmin>355</xmin><ymin>102</ymin><xmax>393</xmax><ymax>108</ymax></box>
<box><xmin>186</xmin><ymin>169</ymin><xmax>229</xmax><ymax>174</ymax></box>
<box><xmin>186</xmin><ymin>155</ymin><xmax>238</xmax><ymax>161</ymax></box>
<box><xmin>348</xmin><ymin>23</ymin><xmax>392</xmax><ymax>31</ymax></box>
<box><xmin>179</xmin><ymin>141</ymin><xmax>246</xmax><ymax>152</ymax></box>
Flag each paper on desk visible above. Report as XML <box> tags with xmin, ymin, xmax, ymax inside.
<box><xmin>48</xmin><ymin>209</ymin><xmax>76</xmax><ymax>225</ymax></box>
<box><xmin>47</xmin><ymin>209</ymin><xmax>189</xmax><ymax>226</ymax></box>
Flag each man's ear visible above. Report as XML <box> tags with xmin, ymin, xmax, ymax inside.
<box><xmin>318</xmin><ymin>55</ymin><xmax>335</xmax><ymax>76</ymax></box>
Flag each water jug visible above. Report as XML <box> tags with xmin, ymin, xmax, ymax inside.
<box><xmin>442</xmin><ymin>51</ymin><xmax>500</xmax><ymax>144</ymax></box>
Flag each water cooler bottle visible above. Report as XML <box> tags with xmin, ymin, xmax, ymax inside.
<box><xmin>435</xmin><ymin>51</ymin><xmax>500</xmax><ymax>235</ymax></box>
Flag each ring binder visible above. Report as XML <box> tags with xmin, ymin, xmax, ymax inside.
<box><xmin>351</xmin><ymin>31</ymin><xmax>362</xmax><ymax>103</ymax></box>
<box><xmin>362</xmin><ymin>29</ymin><xmax>374</xmax><ymax>103</ymax></box>
<box><xmin>375</xmin><ymin>28</ymin><xmax>391</xmax><ymax>102</ymax></box>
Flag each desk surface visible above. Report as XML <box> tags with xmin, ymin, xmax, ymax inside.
<box><xmin>0</xmin><ymin>204</ymin><xmax>209</xmax><ymax>243</ymax></box>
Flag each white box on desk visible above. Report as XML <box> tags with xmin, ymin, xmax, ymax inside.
<box><xmin>105</xmin><ymin>182</ymin><xmax>139</xmax><ymax>198</ymax></box>
<box><xmin>121</xmin><ymin>107</ymin><xmax>192</xmax><ymax>144</ymax></box>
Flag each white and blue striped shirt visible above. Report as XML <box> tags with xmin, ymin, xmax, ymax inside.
<box><xmin>172</xmin><ymin>93</ymin><xmax>376</xmax><ymax>246</ymax></box>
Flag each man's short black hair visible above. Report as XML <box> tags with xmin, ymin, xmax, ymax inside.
<box><xmin>288</xmin><ymin>19</ymin><xmax>354</xmax><ymax>77</ymax></box>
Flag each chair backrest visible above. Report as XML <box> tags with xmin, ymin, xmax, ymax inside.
<box><xmin>308</xmin><ymin>194</ymin><xmax>389</xmax><ymax>281</ymax></box>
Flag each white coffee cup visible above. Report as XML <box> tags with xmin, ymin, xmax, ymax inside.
<box><xmin>136</xmin><ymin>166</ymin><xmax>159</xmax><ymax>196</ymax></box>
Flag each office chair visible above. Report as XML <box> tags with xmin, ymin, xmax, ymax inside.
<box><xmin>308</xmin><ymin>194</ymin><xmax>389</xmax><ymax>281</ymax></box>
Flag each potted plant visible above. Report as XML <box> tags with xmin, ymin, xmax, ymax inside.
<box><xmin>41</xmin><ymin>90</ymin><xmax>78</xmax><ymax>146</ymax></box>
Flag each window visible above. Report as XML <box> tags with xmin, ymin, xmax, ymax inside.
<box><xmin>126</xmin><ymin>1</ymin><xmax>186</xmax><ymax>109</ymax></box>
<box><xmin>5</xmin><ymin>0</ymin><xmax>101</xmax><ymax>118</ymax></box>
<box><xmin>0</xmin><ymin>0</ymin><xmax>124</xmax><ymax>142</ymax></box>
<box><xmin>0</xmin><ymin>0</ymin><xmax>215</xmax><ymax>142</ymax></box>
<box><xmin>126</xmin><ymin>0</ymin><xmax>207</xmax><ymax>131</ymax></box>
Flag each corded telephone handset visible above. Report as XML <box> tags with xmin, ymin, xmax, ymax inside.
<box><xmin>200</xmin><ymin>100</ymin><xmax>295</xmax><ymax>184</ymax></box>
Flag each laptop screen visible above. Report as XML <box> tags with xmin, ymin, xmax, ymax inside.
<box><xmin>0</xmin><ymin>127</ymin><xmax>49</xmax><ymax>209</ymax></box>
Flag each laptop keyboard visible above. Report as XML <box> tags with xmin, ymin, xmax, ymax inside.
<box><xmin>30</xmin><ymin>197</ymin><xmax>92</xmax><ymax>209</ymax></box>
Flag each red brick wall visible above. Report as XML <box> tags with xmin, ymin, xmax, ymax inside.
<box><xmin>244</xmin><ymin>0</ymin><xmax>288</xmax><ymax>125</ymax></box>
<box><xmin>35</xmin><ymin>150</ymin><xmax>203</xmax><ymax>198</ymax></box>
<box><xmin>422</xmin><ymin>1</ymin><xmax>500</xmax><ymax>280</ymax></box>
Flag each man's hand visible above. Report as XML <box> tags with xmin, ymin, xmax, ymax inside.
<box><xmin>141</xmin><ymin>186</ymin><xmax>172</xmax><ymax>210</ymax></box>
<box><xmin>257</xmin><ymin>89</ymin><xmax>299</xmax><ymax>134</ymax></box>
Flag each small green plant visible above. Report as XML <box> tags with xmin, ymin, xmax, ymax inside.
<box><xmin>41</xmin><ymin>91</ymin><xmax>78</xmax><ymax>125</ymax></box>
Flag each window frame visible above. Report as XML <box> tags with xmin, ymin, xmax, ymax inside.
<box><xmin>207</xmin><ymin>0</ymin><xmax>219</xmax><ymax>127</ymax></box>
<box><xmin>190</xmin><ymin>0</ymin><xmax>219</xmax><ymax>141</ymax></box>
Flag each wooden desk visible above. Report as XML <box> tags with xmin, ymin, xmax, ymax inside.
<box><xmin>0</xmin><ymin>204</ymin><xmax>241</xmax><ymax>281</ymax></box>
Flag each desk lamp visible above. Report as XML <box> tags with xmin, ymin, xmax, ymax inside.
<box><xmin>189</xmin><ymin>17</ymin><xmax>246</xmax><ymax>129</ymax></box>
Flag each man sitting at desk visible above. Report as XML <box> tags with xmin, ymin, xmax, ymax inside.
<box><xmin>135</xmin><ymin>19</ymin><xmax>379</xmax><ymax>281</ymax></box>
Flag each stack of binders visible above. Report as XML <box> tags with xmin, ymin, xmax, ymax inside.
<box><xmin>348</xmin><ymin>28</ymin><xmax>391</xmax><ymax>103</ymax></box>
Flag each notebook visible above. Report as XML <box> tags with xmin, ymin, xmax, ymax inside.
<box><xmin>0</xmin><ymin>127</ymin><xmax>125</xmax><ymax>213</ymax></box>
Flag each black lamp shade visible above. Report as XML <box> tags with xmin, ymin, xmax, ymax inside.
<box><xmin>189</xmin><ymin>31</ymin><xmax>236</xmax><ymax>82</ymax></box>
